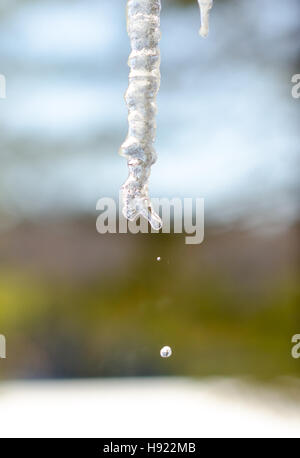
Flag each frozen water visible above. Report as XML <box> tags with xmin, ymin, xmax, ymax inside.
<box><xmin>120</xmin><ymin>0</ymin><xmax>214</xmax><ymax>229</ymax></box>
<box><xmin>198</xmin><ymin>0</ymin><xmax>213</xmax><ymax>38</ymax></box>
<box><xmin>120</xmin><ymin>0</ymin><xmax>162</xmax><ymax>230</ymax></box>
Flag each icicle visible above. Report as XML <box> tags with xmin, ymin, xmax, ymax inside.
<box><xmin>119</xmin><ymin>0</ymin><xmax>214</xmax><ymax>229</ymax></box>
<box><xmin>197</xmin><ymin>0</ymin><xmax>213</xmax><ymax>38</ymax></box>
<box><xmin>119</xmin><ymin>0</ymin><xmax>162</xmax><ymax>230</ymax></box>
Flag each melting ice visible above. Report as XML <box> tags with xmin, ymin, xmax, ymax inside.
<box><xmin>120</xmin><ymin>0</ymin><xmax>213</xmax><ymax>229</ymax></box>
<box><xmin>198</xmin><ymin>0</ymin><xmax>214</xmax><ymax>38</ymax></box>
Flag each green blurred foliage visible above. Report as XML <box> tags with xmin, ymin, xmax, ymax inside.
<box><xmin>0</xmin><ymin>222</ymin><xmax>299</xmax><ymax>380</ymax></box>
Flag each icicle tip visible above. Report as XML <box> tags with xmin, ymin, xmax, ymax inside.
<box><xmin>199</xmin><ymin>27</ymin><xmax>209</xmax><ymax>38</ymax></box>
<box><xmin>197</xmin><ymin>0</ymin><xmax>213</xmax><ymax>39</ymax></box>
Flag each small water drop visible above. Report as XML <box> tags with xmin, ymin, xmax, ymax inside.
<box><xmin>156</xmin><ymin>256</ymin><xmax>161</xmax><ymax>261</ymax></box>
<box><xmin>160</xmin><ymin>346</ymin><xmax>172</xmax><ymax>358</ymax></box>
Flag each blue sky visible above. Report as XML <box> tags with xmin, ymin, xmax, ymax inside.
<box><xmin>0</xmin><ymin>0</ymin><xmax>299</xmax><ymax>227</ymax></box>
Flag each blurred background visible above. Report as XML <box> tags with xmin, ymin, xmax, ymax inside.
<box><xmin>0</xmin><ymin>0</ymin><xmax>300</xmax><ymax>437</ymax></box>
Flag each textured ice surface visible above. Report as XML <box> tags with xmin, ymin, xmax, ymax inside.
<box><xmin>119</xmin><ymin>0</ymin><xmax>162</xmax><ymax>230</ymax></box>
<box><xmin>120</xmin><ymin>0</ymin><xmax>213</xmax><ymax>229</ymax></box>
<box><xmin>198</xmin><ymin>0</ymin><xmax>214</xmax><ymax>37</ymax></box>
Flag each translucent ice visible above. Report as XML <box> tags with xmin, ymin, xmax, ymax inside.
<box><xmin>119</xmin><ymin>0</ymin><xmax>162</xmax><ymax>230</ymax></box>
<box><xmin>198</xmin><ymin>0</ymin><xmax>214</xmax><ymax>37</ymax></box>
<box><xmin>119</xmin><ymin>0</ymin><xmax>213</xmax><ymax>229</ymax></box>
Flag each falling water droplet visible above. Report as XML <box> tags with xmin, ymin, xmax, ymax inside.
<box><xmin>197</xmin><ymin>0</ymin><xmax>214</xmax><ymax>38</ymax></box>
<box><xmin>160</xmin><ymin>346</ymin><xmax>172</xmax><ymax>358</ymax></box>
<box><xmin>156</xmin><ymin>256</ymin><xmax>161</xmax><ymax>261</ymax></box>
